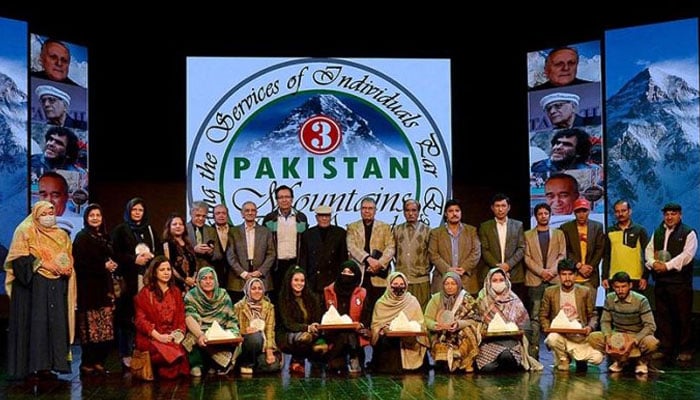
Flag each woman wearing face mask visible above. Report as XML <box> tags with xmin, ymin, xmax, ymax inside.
<box><xmin>322</xmin><ymin>260</ymin><xmax>369</xmax><ymax>374</ymax></box>
<box><xmin>233</xmin><ymin>277</ymin><xmax>281</xmax><ymax>375</ymax></box>
<box><xmin>73</xmin><ymin>203</ymin><xmax>117</xmax><ymax>375</ymax></box>
<box><xmin>5</xmin><ymin>201</ymin><xmax>75</xmax><ymax>380</ymax></box>
<box><xmin>276</xmin><ymin>265</ymin><xmax>324</xmax><ymax>375</ymax></box>
<box><xmin>370</xmin><ymin>272</ymin><xmax>429</xmax><ymax>373</ymax></box>
<box><xmin>476</xmin><ymin>268</ymin><xmax>542</xmax><ymax>372</ymax></box>
<box><xmin>424</xmin><ymin>271</ymin><xmax>481</xmax><ymax>373</ymax></box>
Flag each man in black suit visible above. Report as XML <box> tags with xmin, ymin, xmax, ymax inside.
<box><xmin>299</xmin><ymin>205</ymin><xmax>348</xmax><ymax>297</ymax></box>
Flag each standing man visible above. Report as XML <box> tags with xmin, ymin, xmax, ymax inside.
<box><xmin>347</xmin><ymin>197</ymin><xmax>395</xmax><ymax>309</ymax></box>
<box><xmin>226</xmin><ymin>201</ymin><xmax>276</xmax><ymax>303</ymax></box>
<box><xmin>602</xmin><ymin>200</ymin><xmax>649</xmax><ymax>292</ymax></box>
<box><xmin>559</xmin><ymin>198</ymin><xmax>605</xmax><ymax>293</ymax></box>
<box><xmin>479</xmin><ymin>193</ymin><xmax>527</xmax><ymax>302</ymax></box>
<box><xmin>428</xmin><ymin>199</ymin><xmax>481</xmax><ymax>296</ymax></box>
<box><xmin>540</xmin><ymin>259</ymin><xmax>603</xmax><ymax>372</ymax></box>
<box><xmin>393</xmin><ymin>199</ymin><xmax>431</xmax><ymax>309</ymax></box>
<box><xmin>589</xmin><ymin>272</ymin><xmax>659</xmax><ymax>374</ymax></box>
<box><xmin>524</xmin><ymin>202</ymin><xmax>567</xmax><ymax>358</ymax></box>
<box><xmin>299</xmin><ymin>205</ymin><xmax>348</xmax><ymax>297</ymax></box>
<box><xmin>644</xmin><ymin>202</ymin><xmax>697</xmax><ymax>362</ymax></box>
<box><xmin>211</xmin><ymin>203</ymin><xmax>234</xmax><ymax>287</ymax></box>
<box><xmin>187</xmin><ymin>201</ymin><xmax>221</xmax><ymax>272</ymax></box>
<box><xmin>262</xmin><ymin>185</ymin><xmax>308</xmax><ymax>303</ymax></box>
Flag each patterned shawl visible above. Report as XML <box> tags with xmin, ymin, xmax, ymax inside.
<box><xmin>477</xmin><ymin>267</ymin><xmax>529</xmax><ymax>329</ymax></box>
<box><xmin>184</xmin><ymin>266</ymin><xmax>238</xmax><ymax>333</ymax></box>
<box><xmin>243</xmin><ymin>277</ymin><xmax>265</xmax><ymax>320</ymax></box>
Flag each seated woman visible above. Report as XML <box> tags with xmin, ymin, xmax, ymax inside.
<box><xmin>233</xmin><ymin>277</ymin><xmax>281</xmax><ymax>375</ymax></box>
<box><xmin>183</xmin><ymin>267</ymin><xmax>240</xmax><ymax>377</ymax></box>
<box><xmin>424</xmin><ymin>271</ymin><xmax>481</xmax><ymax>373</ymax></box>
<box><xmin>370</xmin><ymin>272</ymin><xmax>429</xmax><ymax>373</ymax></box>
<box><xmin>134</xmin><ymin>256</ymin><xmax>189</xmax><ymax>379</ymax></box>
<box><xmin>162</xmin><ymin>213</ymin><xmax>196</xmax><ymax>292</ymax></box>
<box><xmin>322</xmin><ymin>260</ymin><xmax>369</xmax><ymax>374</ymax></box>
<box><xmin>276</xmin><ymin>266</ymin><xmax>324</xmax><ymax>375</ymax></box>
<box><xmin>475</xmin><ymin>267</ymin><xmax>542</xmax><ymax>372</ymax></box>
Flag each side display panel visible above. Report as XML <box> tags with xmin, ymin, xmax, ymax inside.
<box><xmin>527</xmin><ymin>41</ymin><xmax>604</xmax><ymax>228</ymax></box>
<box><xmin>29</xmin><ymin>34</ymin><xmax>88</xmax><ymax>238</ymax></box>
<box><xmin>0</xmin><ymin>17</ymin><xmax>28</xmax><ymax>294</ymax></box>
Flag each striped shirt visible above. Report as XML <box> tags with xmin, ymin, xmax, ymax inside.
<box><xmin>600</xmin><ymin>290</ymin><xmax>656</xmax><ymax>343</ymax></box>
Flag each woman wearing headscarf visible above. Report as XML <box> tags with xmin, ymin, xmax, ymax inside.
<box><xmin>276</xmin><ymin>265</ymin><xmax>324</xmax><ymax>375</ymax></box>
<box><xmin>134</xmin><ymin>256</ymin><xmax>189</xmax><ymax>379</ymax></box>
<box><xmin>73</xmin><ymin>203</ymin><xmax>117</xmax><ymax>375</ymax></box>
<box><xmin>370</xmin><ymin>272</ymin><xmax>428</xmax><ymax>373</ymax></box>
<box><xmin>111</xmin><ymin>197</ymin><xmax>160</xmax><ymax>369</ymax></box>
<box><xmin>424</xmin><ymin>271</ymin><xmax>481</xmax><ymax>373</ymax></box>
<box><xmin>233</xmin><ymin>277</ymin><xmax>281</xmax><ymax>375</ymax></box>
<box><xmin>476</xmin><ymin>267</ymin><xmax>542</xmax><ymax>372</ymax></box>
<box><xmin>5</xmin><ymin>201</ymin><xmax>75</xmax><ymax>380</ymax></box>
<box><xmin>183</xmin><ymin>266</ymin><xmax>240</xmax><ymax>376</ymax></box>
<box><xmin>162</xmin><ymin>213</ymin><xmax>196</xmax><ymax>292</ymax></box>
<box><xmin>322</xmin><ymin>260</ymin><xmax>369</xmax><ymax>373</ymax></box>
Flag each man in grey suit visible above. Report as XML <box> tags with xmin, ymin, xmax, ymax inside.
<box><xmin>559</xmin><ymin>198</ymin><xmax>605</xmax><ymax>292</ymax></box>
<box><xmin>225</xmin><ymin>201</ymin><xmax>276</xmax><ymax>303</ymax></box>
<box><xmin>188</xmin><ymin>200</ymin><xmax>222</xmax><ymax>271</ymax></box>
<box><xmin>428</xmin><ymin>199</ymin><xmax>481</xmax><ymax>295</ymax></box>
<box><xmin>479</xmin><ymin>193</ymin><xmax>527</xmax><ymax>303</ymax></box>
<box><xmin>524</xmin><ymin>202</ymin><xmax>567</xmax><ymax>358</ymax></box>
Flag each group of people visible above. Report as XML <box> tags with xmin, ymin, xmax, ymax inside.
<box><xmin>4</xmin><ymin>186</ymin><xmax>695</xmax><ymax>381</ymax></box>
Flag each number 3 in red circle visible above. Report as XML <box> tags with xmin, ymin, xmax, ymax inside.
<box><xmin>299</xmin><ymin>115</ymin><xmax>342</xmax><ymax>155</ymax></box>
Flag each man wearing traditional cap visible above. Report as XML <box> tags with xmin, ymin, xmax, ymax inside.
<box><xmin>393</xmin><ymin>199</ymin><xmax>431</xmax><ymax>308</ymax></box>
<box><xmin>35</xmin><ymin>85</ymin><xmax>87</xmax><ymax>130</ymax></box>
<box><xmin>531</xmin><ymin>128</ymin><xmax>598</xmax><ymax>174</ymax></box>
<box><xmin>559</xmin><ymin>198</ymin><xmax>605</xmax><ymax>293</ymax></box>
<box><xmin>299</xmin><ymin>204</ymin><xmax>348</xmax><ymax>297</ymax></box>
<box><xmin>540</xmin><ymin>92</ymin><xmax>601</xmax><ymax>129</ymax></box>
<box><xmin>644</xmin><ymin>202</ymin><xmax>697</xmax><ymax>363</ymax></box>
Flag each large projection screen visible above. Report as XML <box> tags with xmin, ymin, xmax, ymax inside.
<box><xmin>187</xmin><ymin>58</ymin><xmax>452</xmax><ymax>229</ymax></box>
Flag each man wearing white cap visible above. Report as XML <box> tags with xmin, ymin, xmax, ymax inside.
<box><xmin>299</xmin><ymin>204</ymin><xmax>348</xmax><ymax>297</ymax></box>
<box><xmin>540</xmin><ymin>92</ymin><xmax>600</xmax><ymax>129</ymax></box>
<box><xmin>36</xmin><ymin>85</ymin><xmax>87</xmax><ymax>130</ymax></box>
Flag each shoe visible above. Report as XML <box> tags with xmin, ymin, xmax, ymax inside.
<box><xmin>575</xmin><ymin>361</ymin><xmax>588</xmax><ymax>373</ymax></box>
<box><xmin>348</xmin><ymin>357</ymin><xmax>362</xmax><ymax>374</ymax></box>
<box><xmin>239</xmin><ymin>366</ymin><xmax>253</xmax><ymax>375</ymax></box>
<box><xmin>121</xmin><ymin>356</ymin><xmax>132</xmax><ymax>369</ymax></box>
<box><xmin>190</xmin><ymin>366</ymin><xmax>202</xmax><ymax>377</ymax></box>
<box><xmin>80</xmin><ymin>365</ymin><xmax>96</xmax><ymax>376</ymax></box>
<box><xmin>677</xmin><ymin>352</ymin><xmax>693</xmax><ymax>362</ymax></box>
<box><xmin>608</xmin><ymin>361</ymin><xmax>623</xmax><ymax>373</ymax></box>
<box><xmin>557</xmin><ymin>357</ymin><xmax>570</xmax><ymax>371</ymax></box>
<box><xmin>635</xmin><ymin>360</ymin><xmax>648</xmax><ymax>374</ymax></box>
<box><xmin>218</xmin><ymin>364</ymin><xmax>234</xmax><ymax>375</ymax></box>
<box><xmin>298</xmin><ymin>332</ymin><xmax>314</xmax><ymax>344</ymax></box>
<box><xmin>290</xmin><ymin>362</ymin><xmax>305</xmax><ymax>374</ymax></box>
<box><xmin>94</xmin><ymin>364</ymin><xmax>109</xmax><ymax>375</ymax></box>
<box><xmin>207</xmin><ymin>368</ymin><xmax>216</xmax><ymax>375</ymax></box>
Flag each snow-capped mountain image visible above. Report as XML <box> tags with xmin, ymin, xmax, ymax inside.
<box><xmin>0</xmin><ymin>71</ymin><xmax>29</xmax><ymax>246</ymax></box>
<box><xmin>245</xmin><ymin>94</ymin><xmax>404</xmax><ymax>159</ymax></box>
<box><xmin>607</xmin><ymin>67</ymin><xmax>700</xmax><ymax>231</ymax></box>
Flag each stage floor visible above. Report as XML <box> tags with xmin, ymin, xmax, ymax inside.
<box><xmin>1</xmin><ymin>343</ymin><xmax>697</xmax><ymax>400</ymax></box>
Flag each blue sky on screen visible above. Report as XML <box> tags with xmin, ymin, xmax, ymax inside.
<box><xmin>605</xmin><ymin>18</ymin><xmax>698</xmax><ymax>98</ymax></box>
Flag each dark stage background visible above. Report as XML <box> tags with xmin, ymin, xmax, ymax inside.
<box><xmin>0</xmin><ymin>5</ymin><xmax>697</xmax><ymax>232</ymax></box>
